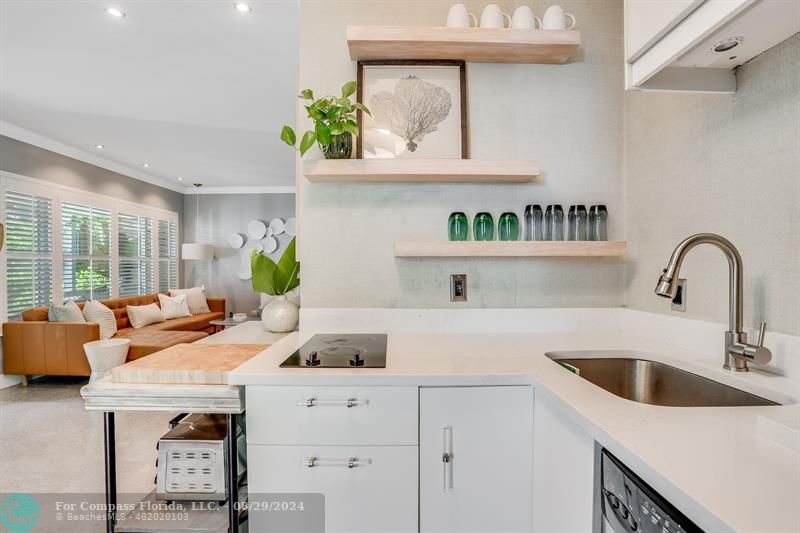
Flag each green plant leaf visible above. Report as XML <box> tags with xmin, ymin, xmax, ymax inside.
<box><xmin>251</xmin><ymin>251</ymin><xmax>279</xmax><ymax>296</ymax></box>
<box><xmin>299</xmin><ymin>88</ymin><xmax>314</xmax><ymax>100</ymax></box>
<box><xmin>354</xmin><ymin>103</ymin><xmax>371</xmax><ymax>116</ymax></box>
<box><xmin>280</xmin><ymin>125</ymin><xmax>296</xmax><ymax>147</ymax></box>
<box><xmin>341</xmin><ymin>80</ymin><xmax>357</xmax><ymax>98</ymax></box>
<box><xmin>315</xmin><ymin>122</ymin><xmax>332</xmax><ymax>146</ymax></box>
<box><xmin>299</xmin><ymin>131</ymin><xmax>317</xmax><ymax>156</ymax></box>
<box><xmin>274</xmin><ymin>237</ymin><xmax>300</xmax><ymax>295</ymax></box>
<box><xmin>306</xmin><ymin>104</ymin><xmax>324</xmax><ymax>121</ymax></box>
<box><xmin>329</xmin><ymin>123</ymin><xmax>344</xmax><ymax>135</ymax></box>
<box><xmin>342</xmin><ymin>120</ymin><xmax>359</xmax><ymax>136</ymax></box>
<box><xmin>326</xmin><ymin>106</ymin><xmax>342</xmax><ymax>121</ymax></box>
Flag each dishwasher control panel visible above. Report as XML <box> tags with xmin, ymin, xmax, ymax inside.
<box><xmin>600</xmin><ymin>449</ymin><xmax>702</xmax><ymax>533</ymax></box>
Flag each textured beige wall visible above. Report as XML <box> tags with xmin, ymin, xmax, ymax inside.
<box><xmin>298</xmin><ymin>0</ymin><xmax>625</xmax><ymax>308</ymax></box>
<box><xmin>624</xmin><ymin>34</ymin><xmax>800</xmax><ymax>335</ymax></box>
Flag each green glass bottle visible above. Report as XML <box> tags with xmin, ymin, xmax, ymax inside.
<box><xmin>473</xmin><ymin>212</ymin><xmax>494</xmax><ymax>241</ymax></box>
<box><xmin>448</xmin><ymin>212</ymin><xmax>468</xmax><ymax>241</ymax></box>
<box><xmin>499</xmin><ymin>212</ymin><xmax>520</xmax><ymax>241</ymax></box>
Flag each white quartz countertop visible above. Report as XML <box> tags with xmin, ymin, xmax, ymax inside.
<box><xmin>229</xmin><ymin>330</ymin><xmax>800</xmax><ymax>533</ymax></box>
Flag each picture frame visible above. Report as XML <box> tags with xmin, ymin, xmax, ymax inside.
<box><xmin>357</xmin><ymin>60</ymin><xmax>469</xmax><ymax>159</ymax></box>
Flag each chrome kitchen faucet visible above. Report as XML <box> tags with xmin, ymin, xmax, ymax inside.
<box><xmin>654</xmin><ymin>233</ymin><xmax>771</xmax><ymax>372</ymax></box>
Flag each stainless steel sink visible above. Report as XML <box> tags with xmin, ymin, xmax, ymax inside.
<box><xmin>547</xmin><ymin>354</ymin><xmax>778</xmax><ymax>407</ymax></box>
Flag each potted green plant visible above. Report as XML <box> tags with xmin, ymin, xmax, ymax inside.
<box><xmin>251</xmin><ymin>237</ymin><xmax>300</xmax><ymax>332</ymax></box>
<box><xmin>280</xmin><ymin>81</ymin><xmax>370</xmax><ymax>159</ymax></box>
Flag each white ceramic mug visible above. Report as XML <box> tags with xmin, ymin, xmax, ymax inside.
<box><xmin>511</xmin><ymin>6</ymin><xmax>542</xmax><ymax>29</ymax></box>
<box><xmin>480</xmin><ymin>4</ymin><xmax>512</xmax><ymax>29</ymax></box>
<box><xmin>446</xmin><ymin>3</ymin><xmax>477</xmax><ymax>28</ymax></box>
<box><xmin>542</xmin><ymin>5</ymin><xmax>576</xmax><ymax>30</ymax></box>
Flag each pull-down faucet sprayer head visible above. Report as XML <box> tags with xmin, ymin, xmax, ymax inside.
<box><xmin>655</xmin><ymin>270</ymin><xmax>678</xmax><ymax>299</ymax></box>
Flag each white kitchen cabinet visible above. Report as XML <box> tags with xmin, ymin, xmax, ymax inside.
<box><xmin>248</xmin><ymin>444</ymin><xmax>418</xmax><ymax>533</ymax></box>
<box><xmin>531</xmin><ymin>391</ymin><xmax>595</xmax><ymax>532</ymax></box>
<box><xmin>246</xmin><ymin>385</ymin><xmax>418</xmax><ymax>445</ymax></box>
<box><xmin>625</xmin><ymin>0</ymin><xmax>704</xmax><ymax>62</ymax></box>
<box><xmin>625</xmin><ymin>0</ymin><xmax>800</xmax><ymax>93</ymax></box>
<box><xmin>419</xmin><ymin>386</ymin><xmax>533</xmax><ymax>533</ymax></box>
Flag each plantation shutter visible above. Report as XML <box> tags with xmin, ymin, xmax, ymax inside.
<box><xmin>158</xmin><ymin>219</ymin><xmax>178</xmax><ymax>291</ymax></box>
<box><xmin>61</xmin><ymin>202</ymin><xmax>111</xmax><ymax>301</ymax></box>
<box><xmin>118</xmin><ymin>213</ymin><xmax>153</xmax><ymax>296</ymax></box>
<box><xmin>3</xmin><ymin>190</ymin><xmax>53</xmax><ymax>319</ymax></box>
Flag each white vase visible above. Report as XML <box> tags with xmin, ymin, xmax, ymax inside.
<box><xmin>261</xmin><ymin>295</ymin><xmax>299</xmax><ymax>332</ymax></box>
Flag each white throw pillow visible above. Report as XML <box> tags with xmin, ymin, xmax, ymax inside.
<box><xmin>82</xmin><ymin>300</ymin><xmax>118</xmax><ymax>339</ymax></box>
<box><xmin>158</xmin><ymin>293</ymin><xmax>191</xmax><ymax>320</ymax></box>
<box><xmin>169</xmin><ymin>286</ymin><xmax>210</xmax><ymax>315</ymax></box>
<box><xmin>127</xmin><ymin>303</ymin><xmax>166</xmax><ymax>329</ymax></box>
<box><xmin>48</xmin><ymin>300</ymin><xmax>86</xmax><ymax>323</ymax></box>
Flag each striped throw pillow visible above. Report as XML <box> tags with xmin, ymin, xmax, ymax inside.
<box><xmin>169</xmin><ymin>286</ymin><xmax>210</xmax><ymax>315</ymax></box>
<box><xmin>82</xmin><ymin>300</ymin><xmax>118</xmax><ymax>339</ymax></box>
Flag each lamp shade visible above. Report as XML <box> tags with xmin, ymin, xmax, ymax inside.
<box><xmin>181</xmin><ymin>243</ymin><xmax>215</xmax><ymax>260</ymax></box>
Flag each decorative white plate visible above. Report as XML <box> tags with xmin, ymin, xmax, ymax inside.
<box><xmin>236</xmin><ymin>263</ymin><xmax>252</xmax><ymax>280</ymax></box>
<box><xmin>269</xmin><ymin>217</ymin><xmax>285</xmax><ymax>235</ymax></box>
<box><xmin>248</xmin><ymin>220</ymin><xmax>267</xmax><ymax>239</ymax></box>
<box><xmin>262</xmin><ymin>236</ymin><xmax>278</xmax><ymax>254</ymax></box>
<box><xmin>284</xmin><ymin>217</ymin><xmax>297</xmax><ymax>236</ymax></box>
<box><xmin>266</xmin><ymin>227</ymin><xmax>274</xmax><ymax>238</ymax></box>
<box><xmin>227</xmin><ymin>233</ymin><xmax>245</xmax><ymax>249</ymax></box>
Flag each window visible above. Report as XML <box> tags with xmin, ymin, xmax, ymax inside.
<box><xmin>118</xmin><ymin>214</ymin><xmax>154</xmax><ymax>297</ymax></box>
<box><xmin>61</xmin><ymin>202</ymin><xmax>111</xmax><ymax>301</ymax></box>
<box><xmin>3</xmin><ymin>190</ymin><xmax>53</xmax><ymax>320</ymax></box>
<box><xmin>1</xmin><ymin>174</ymin><xmax>178</xmax><ymax>322</ymax></box>
<box><xmin>158</xmin><ymin>219</ymin><xmax>178</xmax><ymax>291</ymax></box>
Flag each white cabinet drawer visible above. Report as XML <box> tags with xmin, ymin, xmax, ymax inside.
<box><xmin>246</xmin><ymin>386</ymin><xmax>418</xmax><ymax>445</ymax></box>
<box><xmin>248</xmin><ymin>444</ymin><xmax>418</xmax><ymax>533</ymax></box>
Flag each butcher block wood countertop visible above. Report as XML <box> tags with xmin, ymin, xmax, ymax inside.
<box><xmin>112</xmin><ymin>343</ymin><xmax>269</xmax><ymax>385</ymax></box>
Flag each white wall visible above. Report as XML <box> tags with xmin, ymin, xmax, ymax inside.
<box><xmin>298</xmin><ymin>0</ymin><xmax>625</xmax><ymax>308</ymax></box>
<box><xmin>183</xmin><ymin>193</ymin><xmax>296</xmax><ymax>315</ymax></box>
<box><xmin>624</xmin><ymin>33</ymin><xmax>800</xmax><ymax>335</ymax></box>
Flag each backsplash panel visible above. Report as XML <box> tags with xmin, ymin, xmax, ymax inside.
<box><xmin>297</xmin><ymin>0</ymin><xmax>625</xmax><ymax>308</ymax></box>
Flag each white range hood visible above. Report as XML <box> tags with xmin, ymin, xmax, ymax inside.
<box><xmin>626</xmin><ymin>0</ymin><xmax>800</xmax><ymax>93</ymax></box>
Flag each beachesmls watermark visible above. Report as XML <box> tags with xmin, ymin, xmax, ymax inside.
<box><xmin>0</xmin><ymin>493</ymin><xmax>324</xmax><ymax>532</ymax></box>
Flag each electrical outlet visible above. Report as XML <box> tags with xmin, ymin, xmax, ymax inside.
<box><xmin>671</xmin><ymin>279</ymin><xmax>687</xmax><ymax>312</ymax></box>
<box><xmin>450</xmin><ymin>274</ymin><xmax>467</xmax><ymax>302</ymax></box>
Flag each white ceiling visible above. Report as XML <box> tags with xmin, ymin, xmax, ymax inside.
<box><xmin>0</xmin><ymin>0</ymin><xmax>298</xmax><ymax>192</ymax></box>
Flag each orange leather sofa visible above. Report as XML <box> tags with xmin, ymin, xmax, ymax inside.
<box><xmin>2</xmin><ymin>293</ymin><xmax>225</xmax><ymax>379</ymax></box>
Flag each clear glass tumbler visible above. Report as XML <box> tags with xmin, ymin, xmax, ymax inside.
<box><xmin>589</xmin><ymin>205</ymin><xmax>608</xmax><ymax>241</ymax></box>
<box><xmin>448</xmin><ymin>212</ymin><xmax>469</xmax><ymax>241</ymax></box>
<box><xmin>498</xmin><ymin>212</ymin><xmax>520</xmax><ymax>241</ymax></box>
<box><xmin>524</xmin><ymin>205</ymin><xmax>544</xmax><ymax>241</ymax></box>
<box><xmin>567</xmin><ymin>205</ymin><xmax>588</xmax><ymax>241</ymax></box>
<box><xmin>473</xmin><ymin>212</ymin><xmax>494</xmax><ymax>241</ymax></box>
<box><xmin>544</xmin><ymin>205</ymin><xmax>564</xmax><ymax>241</ymax></box>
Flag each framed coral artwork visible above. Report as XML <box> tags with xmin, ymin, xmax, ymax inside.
<box><xmin>357</xmin><ymin>60</ymin><xmax>468</xmax><ymax>159</ymax></box>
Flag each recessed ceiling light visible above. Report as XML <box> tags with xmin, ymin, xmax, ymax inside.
<box><xmin>105</xmin><ymin>7</ymin><xmax>126</xmax><ymax>18</ymax></box>
<box><xmin>95</xmin><ymin>144</ymin><xmax>105</xmax><ymax>150</ymax></box>
<box><xmin>177</xmin><ymin>177</ymin><xmax>184</xmax><ymax>181</ymax></box>
<box><xmin>234</xmin><ymin>3</ymin><xmax>252</xmax><ymax>13</ymax></box>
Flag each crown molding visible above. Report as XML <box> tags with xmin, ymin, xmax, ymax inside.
<box><xmin>183</xmin><ymin>185</ymin><xmax>296</xmax><ymax>195</ymax></box>
<box><xmin>0</xmin><ymin>120</ymin><xmax>186</xmax><ymax>193</ymax></box>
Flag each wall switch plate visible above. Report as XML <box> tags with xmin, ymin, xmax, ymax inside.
<box><xmin>671</xmin><ymin>278</ymin><xmax>687</xmax><ymax>312</ymax></box>
<box><xmin>450</xmin><ymin>274</ymin><xmax>467</xmax><ymax>302</ymax></box>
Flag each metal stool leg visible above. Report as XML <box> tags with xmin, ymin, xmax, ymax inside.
<box><xmin>227</xmin><ymin>413</ymin><xmax>239</xmax><ymax>533</ymax></box>
<box><xmin>104</xmin><ymin>412</ymin><xmax>117</xmax><ymax>533</ymax></box>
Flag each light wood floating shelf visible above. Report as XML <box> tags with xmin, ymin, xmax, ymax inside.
<box><xmin>304</xmin><ymin>159</ymin><xmax>539</xmax><ymax>183</ymax></box>
<box><xmin>347</xmin><ymin>26</ymin><xmax>581</xmax><ymax>64</ymax></box>
<box><xmin>394</xmin><ymin>241</ymin><xmax>627</xmax><ymax>257</ymax></box>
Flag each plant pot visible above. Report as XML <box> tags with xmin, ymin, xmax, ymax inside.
<box><xmin>321</xmin><ymin>132</ymin><xmax>352</xmax><ymax>159</ymax></box>
<box><xmin>261</xmin><ymin>295</ymin><xmax>299</xmax><ymax>333</ymax></box>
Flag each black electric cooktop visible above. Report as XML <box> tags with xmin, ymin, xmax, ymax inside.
<box><xmin>279</xmin><ymin>334</ymin><xmax>388</xmax><ymax>368</ymax></box>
